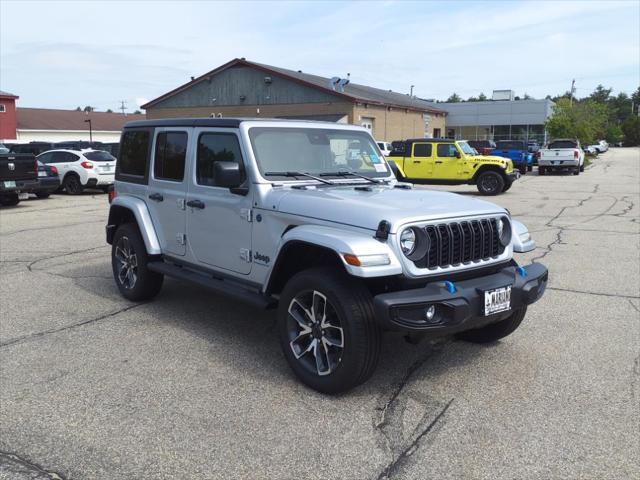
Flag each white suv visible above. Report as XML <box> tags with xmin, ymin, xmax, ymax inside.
<box><xmin>376</xmin><ymin>141</ymin><xmax>393</xmax><ymax>156</ymax></box>
<box><xmin>37</xmin><ymin>149</ymin><xmax>116</xmax><ymax>194</ymax></box>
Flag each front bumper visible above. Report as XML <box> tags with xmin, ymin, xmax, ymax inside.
<box><xmin>506</xmin><ymin>171</ymin><xmax>520</xmax><ymax>183</ymax></box>
<box><xmin>373</xmin><ymin>262</ymin><xmax>548</xmax><ymax>335</ymax></box>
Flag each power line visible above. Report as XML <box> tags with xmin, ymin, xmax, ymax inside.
<box><xmin>120</xmin><ymin>100</ymin><xmax>127</xmax><ymax>115</ymax></box>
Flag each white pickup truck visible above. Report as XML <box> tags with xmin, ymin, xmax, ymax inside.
<box><xmin>539</xmin><ymin>139</ymin><xmax>585</xmax><ymax>175</ymax></box>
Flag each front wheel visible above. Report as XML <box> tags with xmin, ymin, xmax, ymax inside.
<box><xmin>456</xmin><ymin>307</ymin><xmax>527</xmax><ymax>343</ymax></box>
<box><xmin>111</xmin><ymin>223</ymin><xmax>164</xmax><ymax>301</ymax></box>
<box><xmin>476</xmin><ymin>171</ymin><xmax>505</xmax><ymax>196</ymax></box>
<box><xmin>278</xmin><ymin>268</ymin><xmax>381</xmax><ymax>394</ymax></box>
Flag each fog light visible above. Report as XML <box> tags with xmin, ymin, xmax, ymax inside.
<box><xmin>425</xmin><ymin>305</ymin><xmax>436</xmax><ymax>321</ymax></box>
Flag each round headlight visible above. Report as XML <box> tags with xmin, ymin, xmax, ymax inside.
<box><xmin>497</xmin><ymin>216</ymin><xmax>512</xmax><ymax>246</ymax></box>
<box><xmin>400</xmin><ymin>228</ymin><xmax>416</xmax><ymax>256</ymax></box>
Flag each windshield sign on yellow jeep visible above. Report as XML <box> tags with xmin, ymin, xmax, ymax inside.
<box><xmin>387</xmin><ymin>139</ymin><xmax>519</xmax><ymax>195</ymax></box>
<box><xmin>106</xmin><ymin>118</ymin><xmax>547</xmax><ymax>394</ymax></box>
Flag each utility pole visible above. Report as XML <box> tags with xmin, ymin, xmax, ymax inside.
<box><xmin>120</xmin><ymin>100</ymin><xmax>127</xmax><ymax>115</ymax></box>
<box><xmin>569</xmin><ymin>79</ymin><xmax>576</xmax><ymax>107</ymax></box>
<box><xmin>84</xmin><ymin>119</ymin><xmax>93</xmax><ymax>142</ymax></box>
<box><xmin>410</xmin><ymin>85</ymin><xmax>414</xmax><ymax>97</ymax></box>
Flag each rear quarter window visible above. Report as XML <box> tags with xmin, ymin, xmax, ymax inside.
<box><xmin>117</xmin><ymin>129</ymin><xmax>152</xmax><ymax>183</ymax></box>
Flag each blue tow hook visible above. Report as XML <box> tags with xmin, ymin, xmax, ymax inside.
<box><xmin>444</xmin><ymin>281</ymin><xmax>456</xmax><ymax>294</ymax></box>
<box><xmin>517</xmin><ymin>266</ymin><xmax>527</xmax><ymax>277</ymax></box>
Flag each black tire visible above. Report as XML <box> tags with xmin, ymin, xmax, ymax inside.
<box><xmin>476</xmin><ymin>170</ymin><xmax>505</xmax><ymax>196</ymax></box>
<box><xmin>35</xmin><ymin>192</ymin><xmax>51</xmax><ymax>199</ymax></box>
<box><xmin>0</xmin><ymin>194</ymin><xmax>20</xmax><ymax>206</ymax></box>
<box><xmin>527</xmin><ymin>165</ymin><xmax>533</xmax><ymax>172</ymax></box>
<box><xmin>63</xmin><ymin>174</ymin><xmax>83</xmax><ymax>195</ymax></box>
<box><xmin>573</xmin><ymin>167</ymin><xmax>580</xmax><ymax>176</ymax></box>
<box><xmin>519</xmin><ymin>165</ymin><xmax>527</xmax><ymax>175</ymax></box>
<box><xmin>538</xmin><ymin>166</ymin><xmax>545</xmax><ymax>176</ymax></box>
<box><xmin>456</xmin><ymin>307</ymin><xmax>527</xmax><ymax>343</ymax></box>
<box><xmin>579</xmin><ymin>164</ymin><xmax>585</xmax><ymax>172</ymax></box>
<box><xmin>111</xmin><ymin>223</ymin><xmax>164</xmax><ymax>301</ymax></box>
<box><xmin>277</xmin><ymin>267</ymin><xmax>381</xmax><ymax>394</ymax></box>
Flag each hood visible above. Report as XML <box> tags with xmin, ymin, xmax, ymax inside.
<box><xmin>268</xmin><ymin>185</ymin><xmax>506</xmax><ymax>232</ymax></box>
<box><xmin>474</xmin><ymin>154</ymin><xmax>511</xmax><ymax>165</ymax></box>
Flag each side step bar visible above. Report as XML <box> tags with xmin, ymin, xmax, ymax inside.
<box><xmin>147</xmin><ymin>261</ymin><xmax>276</xmax><ymax>309</ymax></box>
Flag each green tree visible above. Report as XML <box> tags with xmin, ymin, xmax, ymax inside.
<box><xmin>478</xmin><ymin>92</ymin><xmax>487</xmax><ymax>101</ymax></box>
<box><xmin>446</xmin><ymin>93</ymin><xmax>461</xmax><ymax>103</ymax></box>
<box><xmin>106</xmin><ymin>109</ymin><xmax>113</xmax><ymax>113</ymax></box>
<box><xmin>621</xmin><ymin>115</ymin><xmax>640</xmax><ymax>146</ymax></box>
<box><xmin>589</xmin><ymin>84</ymin><xmax>612</xmax><ymax>104</ymax></box>
<box><xmin>545</xmin><ymin>98</ymin><xmax>608</xmax><ymax>145</ymax></box>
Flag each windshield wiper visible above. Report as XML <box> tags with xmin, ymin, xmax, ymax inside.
<box><xmin>320</xmin><ymin>170</ymin><xmax>382</xmax><ymax>184</ymax></box>
<box><xmin>264</xmin><ymin>171</ymin><xmax>334</xmax><ymax>185</ymax></box>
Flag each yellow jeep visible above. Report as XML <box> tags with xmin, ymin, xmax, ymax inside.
<box><xmin>387</xmin><ymin>138</ymin><xmax>519</xmax><ymax>195</ymax></box>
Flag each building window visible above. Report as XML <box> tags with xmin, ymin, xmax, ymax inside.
<box><xmin>0</xmin><ymin>104</ymin><xmax>6</xmax><ymax>113</ymax></box>
<box><xmin>433</xmin><ymin>128</ymin><xmax>441</xmax><ymax>138</ymax></box>
<box><xmin>360</xmin><ymin>117</ymin><xmax>374</xmax><ymax>135</ymax></box>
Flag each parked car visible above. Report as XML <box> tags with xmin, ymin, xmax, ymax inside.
<box><xmin>490</xmin><ymin>140</ymin><xmax>533</xmax><ymax>174</ymax></box>
<box><xmin>106</xmin><ymin>118</ymin><xmax>548</xmax><ymax>394</ymax></box>
<box><xmin>376</xmin><ymin>141</ymin><xmax>393</xmax><ymax>156</ymax></box>
<box><xmin>36</xmin><ymin>149</ymin><xmax>116</xmax><ymax>194</ymax></box>
<box><xmin>583</xmin><ymin>145</ymin><xmax>597</xmax><ymax>155</ymax></box>
<box><xmin>9</xmin><ymin>142</ymin><xmax>55</xmax><ymax>156</ymax></box>
<box><xmin>0</xmin><ymin>153</ymin><xmax>38</xmax><ymax>206</ymax></box>
<box><xmin>539</xmin><ymin>139</ymin><xmax>585</xmax><ymax>175</ymax></box>
<box><xmin>588</xmin><ymin>140</ymin><xmax>608</xmax><ymax>153</ymax></box>
<box><xmin>25</xmin><ymin>160</ymin><xmax>61</xmax><ymax>198</ymax></box>
<box><xmin>388</xmin><ymin>138</ymin><xmax>519</xmax><ymax>195</ymax></box>
<box><xmin>467</xmin><ymin>140</ymin><xmax>496</xmax><ymax>156</ymax></box>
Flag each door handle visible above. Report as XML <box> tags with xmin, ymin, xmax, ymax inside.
<box><xmin>413</xmin><ymin>160</ymin><xmax>421</xmax><ymax>163</ymax></box>
<box><xmin>186</xmin><ymin>199</ymin><xmax>205</xmax><ymax>209</ymax></box>
<box><xmin>435</xmin><ymin>161</ymin><xmax>443</xmax><ymax>164</ymax></box>
<box><xmin>148</xmin><ymin>193</ymin><xmax>164</xmax><ymax>202</ymax></box>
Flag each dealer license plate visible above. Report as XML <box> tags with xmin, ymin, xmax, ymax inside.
<box><xmin>4</xmin><ymin>181</ymin><xmax>16</xmax><ymax>188</ymax></box>
<box><xmin>483</xmin><ymin>286</ymin><xmax>511</xmax><ymax>316</ymax></box>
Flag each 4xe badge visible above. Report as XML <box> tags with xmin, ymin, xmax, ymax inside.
<box><xmin>253</xmin><ymin>252</ymin><xmax>270</xmax><ymax>265</ymax></box>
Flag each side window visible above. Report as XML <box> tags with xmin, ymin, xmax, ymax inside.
<box><xmin>154</xmin><ymin>132</ymin><xmax>187</xmax><ymax>182</ymax></box>
<box><xmin>50</xmin><ymin>152</ymin><xmax>69</xmax><ymax>163</ymax></box>
<box><xmin>437</xmin><ymin>144</ymin><xmax>458</xmax><ymax>158</ymax></box>
<box><xmin>65</xmin><ymin>152</ymin><xmax>80</xmax><ymax>162</ymax></box>
<box><xmin>119</xmin><ymin>130</ymin><xmax>150</xmax><ymax>177</ymax></box>
<box><xmin>196</xmin><ymin>133</ymin><xmax>245</xmax><ymax>187</ymax></box>
<box><xmin>38</xmin><ymin>152</ymin><xmax>52</xmax><ymax>164</ymax></box>
<box><xmin>413</xmin><ymin>143</ymin><xmax>432</xmax><ymax>157</ymax></box>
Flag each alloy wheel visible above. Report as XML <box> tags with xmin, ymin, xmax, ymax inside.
<box><xmin>286</xmin><ymin>290</ymin><xmax>344</xmax><ymax>376</ymax></box>
<box><xmin>114</xmin><ymin>236</ymin><xmax>138</xmax><ymax>289</ymax></box>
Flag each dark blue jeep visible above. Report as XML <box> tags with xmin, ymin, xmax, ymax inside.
<box><xmin>491</xmin><ymin>140</ymin><xmax>533</xmax><ymax>174</ymax></box>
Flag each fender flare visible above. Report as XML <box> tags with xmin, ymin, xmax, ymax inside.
<box><xmin>107</xmin><ymin>196</ymin><xmax>161</xmax><ymax>255</ymax></box>
<box><xmin>266</xmin><ymin>224</ymin><xmax>403</xmax><ymax>284</ymax></box>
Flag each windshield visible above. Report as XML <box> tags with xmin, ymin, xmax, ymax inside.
<box><xmin>457</xmin><ymin>141</ymin><xmax>476</xmax><ymax>155</ymax></box>
<box><xmin>249</xmin><ymin>127</ymin><xmax>389</xmax><ymax>179</ymax></box>
<box><xmin>84</xmin><ymin>150</ymin><xmax>116</xmax><ymax>161</ymax></box>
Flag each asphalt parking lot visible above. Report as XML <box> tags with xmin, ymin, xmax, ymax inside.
<box><xmin>1</xmin><ymin>148</ymin><xmax>638</xmax><ymax>480</ymax></box>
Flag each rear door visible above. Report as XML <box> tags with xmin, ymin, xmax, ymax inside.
<box><xmin>147</xmin><ymin>128</ymin><xmax>190</xmax><ymax>256</ymax></box>
<box><xmin>186</xmin><ymin>129</ymin><xmax>253</xmax><ymax>275</ymax></box>
<box><xmin>403</xmin><ymin>142</ymin><xmax>434</xmax><ymax>179</ymax></box>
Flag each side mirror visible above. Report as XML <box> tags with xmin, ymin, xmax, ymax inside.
<box><xmin>214</xmin><ymin>161</ymin><xmax>244</xmax><ymax>189</ymax></box>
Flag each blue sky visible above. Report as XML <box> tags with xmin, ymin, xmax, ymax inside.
<box><xmin>1</xmin><ymin>0</ymin><xmax>638</xmax><ymax>112</ymax></box>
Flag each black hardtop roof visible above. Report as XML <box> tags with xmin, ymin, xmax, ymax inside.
<box><xmin>123</xmin><ymin>117</ymin><xmax>352</xmax><ymax>129</ymax></box>
<box><xmin>402</xmin><ymin>138</ymin><xmax>456</xmax><ymax>144</ymax></box>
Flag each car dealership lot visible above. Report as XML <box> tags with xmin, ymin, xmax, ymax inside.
<box><xmin>1</xmin><ymin>149</ymin><xmax>638</xmax><ymax>479</ymax></box>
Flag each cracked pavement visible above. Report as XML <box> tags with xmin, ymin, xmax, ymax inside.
<box><xmin>1</xmin><ymin>148</ymin><xmax>638</xmax><ymax>479</ymax></box>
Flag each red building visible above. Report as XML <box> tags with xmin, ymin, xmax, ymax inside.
<box><xmin>0</xmin><ymin>90</ymin><xmax>19</xmax><ymax>140</ymax></box>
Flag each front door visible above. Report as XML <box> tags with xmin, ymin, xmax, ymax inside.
<box><xmin>186</xmin><ymin>129</ymin><xmax>253</xmax><ymax>275</ymax></box>
<box><xmin>433</xmin><ymin>143</ymin><xmax>464</xmax><ymax>180</ymax></box>
<box><xmin>403</xmin><ymin>142</ymin><xmax>434</xmax><ymax>179</ymax></box>
<box><xmin>147</xmin><ymin>128</ymin><xmax>190</xmax><ymax>256</ymax></box>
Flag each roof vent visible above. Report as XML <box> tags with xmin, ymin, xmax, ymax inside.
<box><xmin>190</xmin><ymin>76</ymin><xmax>195</xmax><ymax>81</ymax></box>
<box><xmin>329</xmin><ymin>76</ymin><xmax>350</xmax><ymax>92</ymax></box>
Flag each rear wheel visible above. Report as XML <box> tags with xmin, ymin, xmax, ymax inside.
<box><xmin>111</xmin><ymin>223</ymin><xmax>164</xmax><ymax>301</ymax></box>
<box><xmin>278</xmin><ymin>267</ymin><xmax>381</xmax><ymax>394</ymax></box>
<box><xmin>476</xmin><ymin>171</ymin><xmax>505</xmax><ymax>196</ymax></box>
<box><xmin>0</xmin><ymin>194</ymin><xmax>20</xmax><ymax>206</ymax></box>
<box><xmin>456</xmin><ymin>307</ymin><xmax>527</xmax><ymax>343</ymax></box>
<box><xmin>573</xmin><ymin>167</ymin><xmax>580</xmax><ymax>176</ymax></box>
<box><xmin>63</xmin><ymin>174</ymin><xmax>83</xmax><ymax>195</ymax></box>
<box><xmin>580</xmin><ymin>164</ymin><xmax>585</xmax><ymax>172</ymax></box>
<box><xmin>527</xmin><ymin>165</ymin><xmax>533</xmax><ymax>172</ymax></box>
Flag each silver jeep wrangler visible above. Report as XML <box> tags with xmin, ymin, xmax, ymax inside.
<box><xmin>106</xmin><ymin>118</ymin><xmax>548</xmax><ymax>393</ymax></box>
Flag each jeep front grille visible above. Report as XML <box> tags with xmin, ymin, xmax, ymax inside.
<box><xmin>413</xmin><ymin>218</ymin><xmax>505</xmax><ymax>269</ymax></box>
